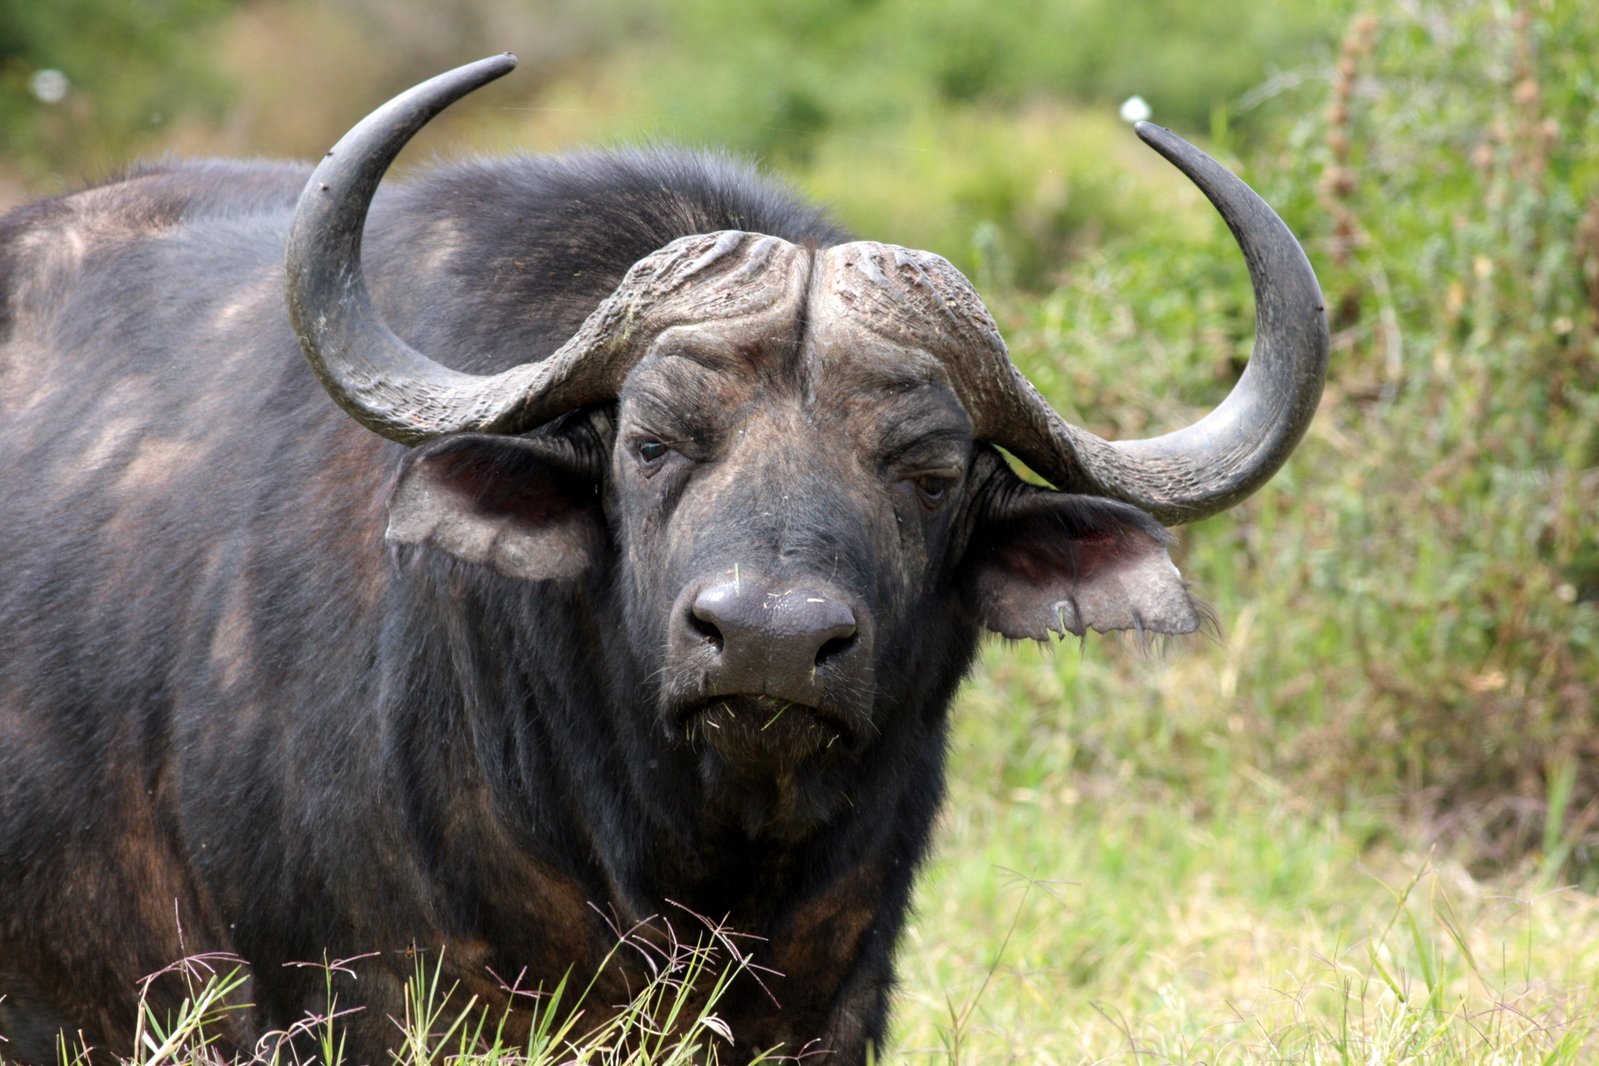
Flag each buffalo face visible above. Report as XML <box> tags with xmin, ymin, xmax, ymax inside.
<box><xmin>292</xmin><ymin>55</ymin><xmax>1325</xmax><ymax>835</ymax></box>
<box><xmin>384</xmin><ymin>235</ymin><xmax>1203</xmax><ymax>837</ymax></box>
<box><xmin>613</xmin><ymin>277</ymin><xmax>971</xmax><ymax>829</ymax></box>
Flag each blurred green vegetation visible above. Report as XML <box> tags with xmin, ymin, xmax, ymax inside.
<box><xmin>0</xmin><ymin>0</ymin><xmax>233</xmax><ymax>181</ymax></box>
<box><xmin>1</xmin><ymin>0</ymin><xmax>1335</xmax><ymax>287</ymax></box>
<box><xmin>586</xmin><ymin>0</ymin><xmax>1337</xmax><ymax>157</ymax></box>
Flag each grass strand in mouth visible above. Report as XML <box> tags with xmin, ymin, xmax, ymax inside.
<box><xmin>761</xmin><ymin>702</ymin><xmax>792</xmax><ymax>730</ymax></box>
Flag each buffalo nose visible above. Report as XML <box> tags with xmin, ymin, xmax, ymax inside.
<box><xmin>690</xmin><ymin>580</ymin><xmax>859</xmax><ymax>699</ymax></box>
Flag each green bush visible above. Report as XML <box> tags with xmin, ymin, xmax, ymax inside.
<box><xmin>998</xmin><ymin>1</ymin><xmax>1599</xmax><ymax>877</ymax></box>
<box><xmin>0</xmin><ymin>0</ymin><xmax>233</xmax><ymax>184</ymax></box>
<box><xmin>599</xmin><ymin>0</ymin><xmax>1336</xmax><ymax>155</ymax></box>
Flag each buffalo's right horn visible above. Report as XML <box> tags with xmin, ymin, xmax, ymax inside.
<box><xmin>284</xmin><ymin>55</ymin><xmax>807</xmax><ymax>446</ymax></box>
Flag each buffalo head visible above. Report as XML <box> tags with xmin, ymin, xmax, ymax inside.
<box><xmin>284</xmin><ymin>55</ymin><xmax>1326</xmax><ymax>837</ymax></box>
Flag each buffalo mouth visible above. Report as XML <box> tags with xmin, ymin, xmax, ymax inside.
<box><xmin>675</xmin><ymin>695</ymin><xmax>855</xmax><ymax>766</ymax></box>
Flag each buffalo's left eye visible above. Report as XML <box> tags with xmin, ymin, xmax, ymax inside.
<box><xmin>913</xmin><ymin>475</ymin><xmax>953</xmax><ymax>507</ymax></box>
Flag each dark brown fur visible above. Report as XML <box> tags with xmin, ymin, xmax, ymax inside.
<box><xmin>0</xmin><ymin>150</ymin><xmax>1199</xmax><ymax>1063</ymax></box>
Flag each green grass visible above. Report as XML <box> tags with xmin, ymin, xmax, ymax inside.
<box><xmin>890</xmin><ymin>640</ymin><xmax>1599</xmax><ymax>1062</ymax></box>
<box><xmin>43</xmin><ymin>926</ymin><xmax>785</xmax><ymax>1066</ymax></box>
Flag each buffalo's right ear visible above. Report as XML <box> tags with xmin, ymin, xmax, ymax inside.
<box><xmin>386</xmin><ymin>431</ymin><xmax>607</xmax><ymax>581</ymax></box>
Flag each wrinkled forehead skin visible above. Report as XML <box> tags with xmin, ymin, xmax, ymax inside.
<box><xmin>616</xmin><ymin>232</ymin><xmax>1007</xmax><ymax>400</ymax></box>
<box><xmin>804</xmin><ymin>241</ymin><xmax>1010</xmax><ymax>400</ymax></box>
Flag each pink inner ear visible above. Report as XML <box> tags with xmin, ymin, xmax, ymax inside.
<box><xmin>992</xmin><ymin>527</ymin><xmax>1129</xmax><ymax>586</ymax></box>
<box><xmin>968</xmin><ymin>499</ymin><xmax>1201</xmax><ymax>640</ymax></box>
<box><xmin>426</xmin><ymin>448</ymin><xmax>585</xmax><ymax>529</ymax></box>
<box><xmin>386</xmin><ymin>436</ymin><xmax>604</xmax><ymax>582</ymax></box>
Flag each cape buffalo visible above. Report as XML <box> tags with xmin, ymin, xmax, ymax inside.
<box><xmin>0</xmin><ymin>55</ymin><xmax>1326</xmax><ymax>1064</ymax></box>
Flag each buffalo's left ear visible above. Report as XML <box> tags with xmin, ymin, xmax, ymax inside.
<box><xmin>386</xmin><ymin>431</ymin><xmax>606</xmax><ymax>581</ymax></box>
<box><xmin>963</xmin><ymin>483</ymin><xmax>1203</xmax><ymax>640</ymax></box>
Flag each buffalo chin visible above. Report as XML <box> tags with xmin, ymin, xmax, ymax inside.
<box><xmin>681</xmin><ymin>695</ymin><xmax>848</xmax><ymax>765</ymax></box>
<box><xmin>673</xmin><ymin>696</ymin><xmax>859</xmax><ymax>838</ymax></box>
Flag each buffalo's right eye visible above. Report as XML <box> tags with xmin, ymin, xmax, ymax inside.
<box><xmin>636</xmin><ymin>440</ymin><xmax>669</xmax><ymax>469</ymax></box>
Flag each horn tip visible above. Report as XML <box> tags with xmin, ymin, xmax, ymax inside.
<box><xmin>446</xmin><ymin>54</ymin><xmax>518</xmax><ymax>92</ymax></box>
<box><xmin>472</xmin><ymin>52</ymin><xmax>519</xmax><ymax>79</ymax></box>
<box><xmin>1133</xmin><ymin>121</ymin><xmax>1182</xmax><ymax>153</ymax></box>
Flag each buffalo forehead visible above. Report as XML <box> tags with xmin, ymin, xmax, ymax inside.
<box><xmin>801</xmin><ymin>241</ymin><xmax>1000</xmax><ymax>425</ymax></box>
<box><xmin>624</xmin><ymin>237</ymin><xmax>986</xmax><ymax>403</ymax></box>
<box><xmin>806</xmin><ymin>241</ymin><xmax>1001</xmax><ymax>357</ymax></box>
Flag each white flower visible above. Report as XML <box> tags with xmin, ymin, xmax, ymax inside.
<box><xmin>30</xmin><ymin>69</ymin><xmax>70</xmax><ymax>104</ymax></box>
<box><xmin>1119</xmin><ymin>95</ymin><xmax>1152</xmax><ymax>124</ymax></box>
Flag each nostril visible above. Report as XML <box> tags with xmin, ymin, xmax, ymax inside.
<box><xmin>690</xmin><ymin>583</ymin><xmax>743</xmax><ymax>655</ymax></box>
<box><xmin>815</xmin><ymin>632</ymin><xmax>856</xmax><ymax>668</ymax></box>
<box><xmin>688</xmin><ymin>606</ymin><xmax>725</xmax><ymax>652</ymax></box>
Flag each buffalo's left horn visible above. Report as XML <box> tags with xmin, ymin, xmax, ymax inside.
<box><xmin>286</xmin><ymin>56</ymin><xmax>805</xmax><ymax>445</ymax></box>
<box><xmin>978</xmin><ymin>124</ymin><xmax>1328</xmax><ymax>524</ymax></box>
<box><xmin>824</xmin><ymin>125</ymin><xmax>1326</xmax><ymax>526</ymax></box>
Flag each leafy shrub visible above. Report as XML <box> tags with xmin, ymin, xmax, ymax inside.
<box><xmin>0</xmin><ymin>0</ymin><xmax>233</xmax><ymax>184</ymax></box>
<box><xmin>1001</xmin><ymin>0</ymin><xmax>1599</xmax><ymax>877</ymax></box>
